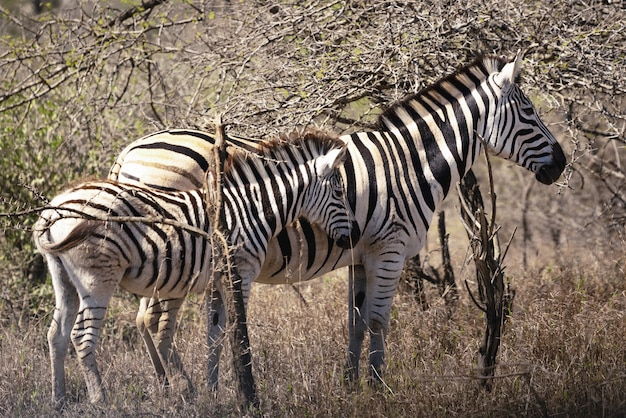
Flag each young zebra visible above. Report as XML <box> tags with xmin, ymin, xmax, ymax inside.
<box><xmin>113</xmin><ymin>53</ymin><xmax>566</xmax><ymax>399</ymax></box>
<box><xmin>33</xmin><ymin>130</ymin><xmax>357</xmax><ymax>407</ymax></box>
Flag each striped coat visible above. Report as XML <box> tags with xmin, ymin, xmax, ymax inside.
<box><xmin>34</xmin><ymin>130</ymin><xmax>357</xmax><ymax>406</ymax></box>
<box><xmin>112</xmin><ymin>53</ymin><xmax>566</xmax><ymax>392</ymax></box>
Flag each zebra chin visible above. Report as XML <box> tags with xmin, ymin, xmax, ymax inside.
<box><xmin>535</xmin><ymin>145</ymin><xmax>567</xmax><ymax>185</ymax></box>
<box><xmin>335</xmin><ymin>220</ymin><xmax>361</xmax><ymax>249</ymax></box>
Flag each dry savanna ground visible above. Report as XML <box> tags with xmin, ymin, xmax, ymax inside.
<box><xmin>0</xmin><ymin>2</ymin><xmax>624</xmax><ymax>417</ymax></box>
<box><xmin>1</xmin><ymin>228</ymin><xmax>625</xmax><ymax>417</ymax></box>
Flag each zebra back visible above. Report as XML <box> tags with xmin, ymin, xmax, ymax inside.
<box><xmin>109</xmin><ymin>128</ymin><xmax>262</xmax><ymax>190</ymax></box>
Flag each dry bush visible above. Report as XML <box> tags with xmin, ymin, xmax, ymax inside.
<box><xmin>0</xmin><ymin>0</ymin><xmax>625</xmax><ymax>416</ymax></box>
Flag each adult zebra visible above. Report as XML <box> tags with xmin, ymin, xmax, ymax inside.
<box><xmin>112</xmin><ymin>53</ymin><xmax>566</xmax><ymax>397</ymax></box>
<box><xmin>33</xmin><ymin>130</ymin><xmax>357</xmax><ymax>407</ymax></box>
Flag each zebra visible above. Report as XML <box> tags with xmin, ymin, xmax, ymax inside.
<box><xmin>109</xmin><ymin>128</ymin><xmax>261</xmax><ymax>191</ymax></box>
<box><xmin>112</xmin><ymin>52</ymin><xmax>566</xmax><ymax>395</ymax></box>
<box><xmin>33</xmin><ymin>130</ymin><xmax>358</xmax><ymax>407</ymax></box>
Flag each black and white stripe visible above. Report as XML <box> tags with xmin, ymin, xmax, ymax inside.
<box><xmin>34</xmin><ymin>130</ymin><xmax>356</xmax><ymax>406</ymax></box>
<box><xmin>110</xmin><ymin>129</ymin><xmax>261</xmax><ymax>191</ymax></box>
<box><xmin>113</xmin><ymin>53</ymin><xmax>566</xmax><ymax>388</ymax></box>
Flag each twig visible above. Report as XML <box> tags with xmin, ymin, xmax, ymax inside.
<box><xmin>106</xmin><ymin>0</ymin><xmax>168</xmax><ymax>28</ymax></box>
<box><xmin>289</xmin><ymin>284</ymin><xmax>310</xmax><ymax>308</ymax></box>
<box><xmin>27</xmin><ymin>205</ymin><xmax>213</xmax><ymax>241</ymax></box>
<box><xmin>476</xmin><ymin>131</ymin><xmax>497</xmax><ymax>238</ymax></box>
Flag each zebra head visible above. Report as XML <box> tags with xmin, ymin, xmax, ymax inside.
<box><xmin>487</xmin><ymin>52</ymin><xmax>566</xmax><ymax>185</ymax></box>
<box><xmin>302</xmin><ymin>138</ymin><xmax>360</xmax><ymax>250</ymax></box>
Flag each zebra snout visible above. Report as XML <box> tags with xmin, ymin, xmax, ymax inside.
<box><xmin>335</xmin><ymin>220</ymin><xmax>361</xmax><ymax>249</ymax></box>
<box><xmin>535</xmin><ymin>145</ymin><xmax>566</xmax><ymax>185</ymax></box>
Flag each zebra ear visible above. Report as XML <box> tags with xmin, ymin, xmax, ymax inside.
<box><xmin>315</xmin><ymin>145</ymin><xmax>348</xmax><ymax>175</ymax></box>
<box><xmin>494</xmin><ymin>50</ymin><xmax>522</xmax><ymax>92</ymax></box>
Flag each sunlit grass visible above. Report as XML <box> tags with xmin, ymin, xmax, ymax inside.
<box><xmin>2</xmin><ymin>249</ymin><xmax>625</xmax><ymax>417</ymax></box>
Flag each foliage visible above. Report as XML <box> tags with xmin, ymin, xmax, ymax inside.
<box><xmin>0</xmin><ymin>0</ymin><xmax>624</xmax><ymax>413</ymax></box>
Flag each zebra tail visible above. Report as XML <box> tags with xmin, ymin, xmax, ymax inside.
<box><xmin>34</xmin><ymin>219</ymin><xmax>100</xmax><ymax>254</ymax></box>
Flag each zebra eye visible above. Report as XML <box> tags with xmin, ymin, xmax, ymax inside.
<box><xmin>521</xmin><ymin>106</ymin><xmax>535</xmax><ymax>116</ymax></box>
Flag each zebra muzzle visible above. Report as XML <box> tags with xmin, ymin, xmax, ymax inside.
<box><xmin>535</xmin><ymin>145</ymin><xmax>566</xmax><ymax>185</ymax></box>
<box><xmin>335</xmin><ymin>220</ymin><xmax>361</xmax><ymax>249</ymax></box>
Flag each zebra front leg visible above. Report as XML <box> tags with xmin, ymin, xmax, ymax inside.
<box><xmin>207</xmin><ymin>281</ymin><xmax>226</xmax><ymax>392</ymax></box>
<box><xmin>143</xmin><ymin>297</ymin><xmax>193</xmax><ymax>394</ymax></box>
<box><xmin>368</xmin><ymin>318</ymin><xmax>388</xmax><ymax>385</ymax></box>
<box><xmin>229</xmin><ymin>271</ymin><xmax>259</xmax><ymax>410</ymax></box>
<box><xmin>47</xmin><ymin>256</ymin><xmax>80</xmax><ymax>408</ymax></box>
<box><xmin>344</xmin><ymin>265</ymin><xmax>368</xmax><ymax>383</ymax></box>
<box><xmin>364</xmin><ymin>258</ymin><xmax>403</xmax><ymax>388</ymax></box>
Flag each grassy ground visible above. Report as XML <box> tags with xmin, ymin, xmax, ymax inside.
<box><xmin>1</xmin><ymin>242</ymin><xmax>625</xmax><ymax>417</ymax></box>
<box><xmin>2</xmin><ymin>159</ymin><xmax>623</xmax><ymax>417</ymax></box>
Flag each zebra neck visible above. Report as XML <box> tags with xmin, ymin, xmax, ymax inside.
<box><xmin>378</xmin><ymin>87</ymin><xmax>495</xmax><ymax>203</ymax></box>
<box><xmin>221</xmin><ymin>183</ymin><xmax>290</xmax><ymax>254</ymax></box>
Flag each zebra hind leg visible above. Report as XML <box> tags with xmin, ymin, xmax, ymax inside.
<box><xmin>68</xmin><ymin>269</ymin><xmax>119</xmax><ymax>404</ymax></box>
<box><xmin>141</xmin><ymin>297</ymin><xmax>194</xmax><ymax>395</ymax></box>
<box><xmin>344</xmin><ymin>265</ymin><xmax>368</xmax><ymax>384</ymax></box>
<box><xmin>46</xmin><ymin>255</ymin><xmax>80</xmax><ymax>409</ymax></box>
<box><xmin>136</xmin><ymin>297</ymin><xmax>168</xmax><ymax>386</ymax></box>
<box><xmin>71</xmin><ymin>304</ymin><xmax>108</xmax><ymax>404</ymax></box>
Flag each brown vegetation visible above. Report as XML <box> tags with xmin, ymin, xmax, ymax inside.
<box><xmin>0</xmin><ymin>0</ymin><xmax>625</xmax><ymax>416</ymax></box>
<box><xmin>1</xmin><ymin>256</ymin><xmax>625</xmax><ymax>416</ymax></box>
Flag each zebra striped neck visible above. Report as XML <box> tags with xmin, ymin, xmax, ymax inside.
<box><xmin>377</xmin><ymin>55</ymin><xmax>508</xmax><ymax>201</ymax></box>
<box><xmin>220</xmin><ymin>130</ymin><xmax>347</xmax><ymax>255</ymax></box>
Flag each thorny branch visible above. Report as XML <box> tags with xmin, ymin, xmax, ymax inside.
<box><xmin>458</xmin><ymin>161</ymin><xmax>516</xmax><ymax>391</ymax></box>
<box><xmin>204</xmin><ymin>115</ymin><xmax>259</xmax><ymax>409</ymax></box>
<box><xmin>20</xmin><ymin>205</ymin><xmax>214</xmax><ymax>241</ymax></box>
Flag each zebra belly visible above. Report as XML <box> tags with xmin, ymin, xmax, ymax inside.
<box><xmin>120</xmin><ymin>267</ymin><xmax>213</xmax><ymax>298</ymax></box>
<box><xmin>120</xmin><ymin>241</ymin><xmax>214</xmax><ymax>298</ymax></box>
<box><xmin>255</xmin><ymin>211</ymin><xmax>422</xmax><ymax>285</ymax></box>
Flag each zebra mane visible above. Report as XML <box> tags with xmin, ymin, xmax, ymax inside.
<box><xmin>223</xmin><ymin>129</ymin><xmax>344</xmax><ymax>176</ymax></box>
<box><xmin>378</xmin><ymin>54</ymin><xmax>513</xmax><ymax>130</ymax></box>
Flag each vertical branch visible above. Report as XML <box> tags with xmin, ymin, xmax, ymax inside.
<box><xmin>206</xmin><ymin>114</ymin><xmax>225</xmax><ymax>228</ymax></box>
<box><xmin>438</xmin><ymin>211</ymin><xmax>458</xmax><ymax>305</ymax></box>
<box><xmin>516</xmin><ymin>171</ymin><xmax>534</xmax><ymax>270</ymax></box>
<box><xmin>205</xmin><ymin>115</ymin><xmax>259</xmax><ymax>410</ymax></box>
<box><xmin>457</xmin><ymin>169</ymin><xmax>515</xmax><ymax>391</ymax></box>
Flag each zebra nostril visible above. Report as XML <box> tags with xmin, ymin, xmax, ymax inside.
<box><xmin>535</xmin><ymin>146</ymin><xmax>566</xmax><ymax>185</ymax></box>
<box><xmin>335</xmin><ymin>234</ymin><xmax>353</xmax><ymax>249</ymax></box>
<box><xmin>535</xmin><ymin>163</ymin><xmax>562</xmax><ymax>185</ymax></box>
<box><xmin>334</xmin><ymin>221</ymin><xmax>360</xmax><ymax>249</ymax></box>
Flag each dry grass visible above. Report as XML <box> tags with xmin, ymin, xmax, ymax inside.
<box><xmin>1</xmin><ymin>243</ymin><xmax>625</xmax><ymax>417</ymax></box>
<box><xmin>2</xmin><ymin>157</ymin><xmax>624</xmax><ymax>416</ymax></box>
<box><xmin>0</xmin><ymin>2</ymin><xmax>623</xmax><ymax>416</ymax></box>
